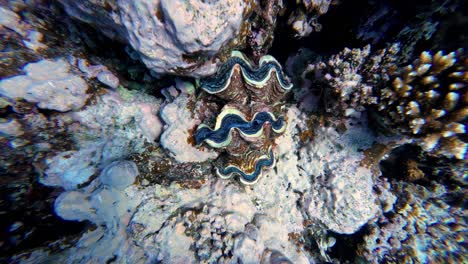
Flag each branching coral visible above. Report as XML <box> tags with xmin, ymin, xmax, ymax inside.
<box><xmin>302</xmin><ymin>45</ymin><xmax>377</xmax><ymax>116</ymax></box>
<box><xmin>194</xmin><ymin>51</ymin><xmax>292</xmax><ymax>184</ymax></box>
<box><xmin>374</xmin><ymin>49</ymin><xmax>467</xmax><ymax>159</ymax></box>
<box><xmin>300</xmin><ymin>44</ymin><xmax>467</xmax><ymax>159</ymax></box>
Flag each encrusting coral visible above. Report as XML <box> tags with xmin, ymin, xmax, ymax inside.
<box><xmin>287</xmin><ymin>0</ymin><xmax>335</xmax><ymax>37</ymax></box>
<box><xmin>59</xmin><ymin>0</ymin><xmax>255</xmax><ymax>77</ymax></box>
<box><xmin>358</xmin><ymin>181</ymin><xmax>466</xmax><ymax>263</ymax></box>
<box><xmin>195</xmin><ymin>51</ymin><xmax>293</xmax><ymax>184</ymax></box>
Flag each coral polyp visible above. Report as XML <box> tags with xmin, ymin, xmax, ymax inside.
<box><xmin>194</xmin><ymin>51</ymin><xmax>292</xmax><ymax>184</ymax></box>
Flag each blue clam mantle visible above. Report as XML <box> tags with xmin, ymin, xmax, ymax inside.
<box><xmin>200</xmin><ymin>51</ymin><xmax>293</xmax><ymax>94</ymax></box>
<box><xmin>194</xmin><ymin>108</ymin><xmax>286</xmax><ymax>148</ymax></box>
<box><xmin>194</xmin><ymin>51</ymin><xmax>292</xmax><ymax>184</ymax></box>
<box><xmin>216</xmin><ymin>147</ymin><xmax>276</xmax><ymax>185</ymax></box>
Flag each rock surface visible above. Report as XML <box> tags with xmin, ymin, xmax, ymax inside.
<box><xmin>59</xmin><ymin>0</ymin><xmax>251</xmax><ymax>76</ymax></box>
<box><xmin>0</xmin><ymin>59</ymin><xmax>89</xmax><ymax>112</ymax></box>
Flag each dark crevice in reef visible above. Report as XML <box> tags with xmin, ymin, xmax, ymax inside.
<box><xmin>380</xmin><ymin>144</ymin><xmax>467</xmax><ymax>209</ymax></box>
<box><xmin>328</xmin><ymin>140</ymin><xmax>467</xmax><ymax>263</ymax></box>
<box><xmin>30</xmin><ymin>2</ymin><xmax>173</xmax><ymax>97</ymax></box>
<box><xmin>0</xmin><ymin>180</ymin><xmax>89</xmax><ymax>262</ymax></box>
<box><xmin>269</xmin><ymin>0</ymin><xmax>370</xmax><ymax>64</ymax></box>
<box><xmin>328</xmin><ymin>227</ymin><xmax>367</xmax><ymax>263</ymax></box>
<box><xmin>65</xmin><ymin>19</ymin><xmax>173</xmax><ymax>96</ymax></box>
<box><xmin>0</xmin><ymin>110</ymin><xmax>89</xmax><ymax>260</ymax></box>
<box><xmin>269</xmin><ymin>0</ymin><xmax>466</xmax><ymax>67</ymax></box>
<box><xmin>379</xmin><ymin>144</ymin><xmax>425</xmax><ymax>182</ymax></box>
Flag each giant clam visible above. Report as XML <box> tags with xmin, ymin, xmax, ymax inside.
<box><xmin>194</xmin><ymin>51</ymin><xmax>292</xmax><ymax>184</ymax></box>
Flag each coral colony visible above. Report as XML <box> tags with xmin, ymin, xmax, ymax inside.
<box><xmin>0</xmin><ymin>1</ymin><xmax>466</xmax><ymax>263</ymax></box>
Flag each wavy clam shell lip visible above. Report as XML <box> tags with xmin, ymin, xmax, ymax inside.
<box><xmin>199</xmin><ymin>50</ymin><xmax>293</xmax><ymax>94</ymax></box>
<box><xmin>194</xmin><ymin>108</ymin><xmax>286</xmax><ymax>148</ymax></box>
<box><xmin>216</xmin><ymin>147</ymin><xmax>276</xmax><ymax>185</ymax></box>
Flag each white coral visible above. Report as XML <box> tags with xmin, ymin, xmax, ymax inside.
<box><xmin>0</xmin><ymin>59</ymin><xmax>89</xmax><ymax>112</ymax></box>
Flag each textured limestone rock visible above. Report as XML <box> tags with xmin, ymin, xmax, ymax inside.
<box><xmin>42</xmin><ymin>88</ymin><xmax>162</xmax><ymax>190</ymax></box>
<box><xmin>60</xmin><ymin>0</ymin><xmax>251</xmax><ymax>77</ymax></box>
<box><xmin>297</xmin><ymin>114</ymin><xmax>380</xmax><ymax>234</ymax></box>
<box><xmin>0</xmin><ymin>58</ymin><xmax>89</xmax><ymax>112</ymax></box>
<box><xmin>160</xmin><ymin>92</ymin><xmax>218</xmax><ymax>163</ymax></box>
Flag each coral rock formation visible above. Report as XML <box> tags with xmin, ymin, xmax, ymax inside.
<box><xmin>0</xmin><ymin>58</ymin><xmax>89</xmax><ymax>112</ymax></box>
<box><xmin>287</xmin><ymin>0</ymin><xmax>334</xmax><ymax>37</ymax></box>
<box><xmin>59</xmin><ymin>0</ymin><xmax>254</xmax><ymax>77</ymax></box>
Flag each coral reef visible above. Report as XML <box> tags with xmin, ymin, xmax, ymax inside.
<box><xmin>358</xmin><ymin>181</ymin><xmax>466</xmax><ymax>263</ymax></box>
<box><xmin>287</xmin><ymin>0</ymin><xmax>335</xmax><ymax>37</ymax></box>
<box><xmin>297</xmin><ymin>114</ymin><xmax>383</xmax><ymax>234</ymax></box>
<box><xmin>298</xmin><ymin>44</ymin><xmax>467</xmax><ymax>159</ymax></box>
<box><xmin>300</xmin><ymin>45</ymin><xmax>377</xmax><ymax>116</ymax></box>
<box><xmin>159</xmin><ymin>84</ymin><xmax>218</xmax><ymax>163</ymax></box>
<box><xmin>1</xmin><ymin>0</ymin><xmax>466</xmax><ymax>262</ymax></box>
<box><xmin>41</xmin><ymin>86</ymin><xmax>162</xmax><ymax>190</ymax></box>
